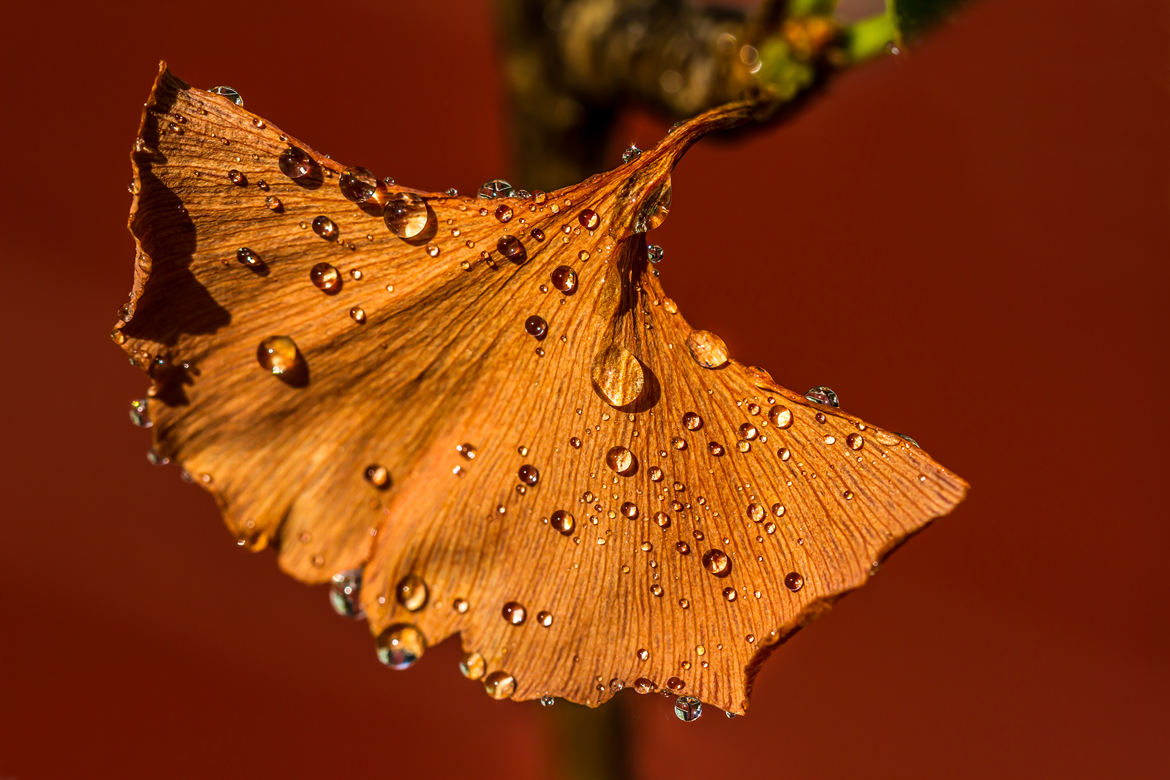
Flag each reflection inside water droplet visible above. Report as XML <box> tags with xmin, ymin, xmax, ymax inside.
<box><xmin>591</xmin><ymin>345</ymin><xmax>645</xmax><ymax>409</ymax></box>
<box><xmin>375</xmin><ymin>624</ymin><xmax>425</xmax><ymax>669</ymax></box>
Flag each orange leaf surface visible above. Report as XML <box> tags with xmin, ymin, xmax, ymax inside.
<box><xmin>113</xmin><ymin>63</ymin><xmax>967</xmax><ymax>715</ymax></box>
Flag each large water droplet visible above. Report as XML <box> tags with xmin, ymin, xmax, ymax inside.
<box><xmin>805</xmin><ymin>386</ymin><xmax>840</xmax><ymax>407</ymax></box>
<box><xmin>483</xmin><ymin>670</ymin><xmax>516</xmax><ymax>699</ymax></box>
<box><xmin>329</xmin><ymin>570</ymin><xmax>364</xmax><ymax>618</ymax></box>
<box><xmin>846</xmin><ymin>432</ymin><xmax>864</xmax><ymax>451</ymax></box>
<box><xmin>769</xmin><ymin>405</ymin><xmax>793</xmax><ymax>428</ymax></box>
<box><xmin>209</xmin><ymin>85</ymin><xmax>244</xmax><ymax>105</ymax></box>
<box><xmin>674</xmin><ymin>696</ymin><xmax>702</xmax><ymax>722</ymax></box>
<box><xmin>256</xmin><ymin>336</ymin><xmax>302</xmax><ymax>376</ymax></box>
<box><xmin>478</xmin><ymin>179</ymin><xmax>513</xmax><ymax>199</ymax></box>
<box><xmin>524</xmin><ymin>315</ymin><xmax>548</xmax><ymax>340</ymax></box>
<box><xmin>578</xmin><ymin>209</ymin><xmax>600</xmax><ymax>230</ymax></box>
<box><xmin>784</xmin><ymin>571</ymin><xmax>804</xmax><ymax>591</ymax></box>
<box><xmin>702</xmin><ymin>549</ymin><xmax>731</xmax><ymax>577</ymax></box>
<box><xmin>591</xmin><ymin>345</ymin><xmax>645</xmax><ymax>409</ymax></box>
<box><xmin>339</xmin><ymin>166</ymin><xmax>379</xmax><ymax>204</ymax></box>
<box><xmin>686</xmin><ymin>330</ymin><xmax>729</xmax><ymax>369</ymax></box>
<box><xmin>310</xmin><ymin>262</ymin><xmax>342</xmax><ymax>294</ymax></box>
<box><xmin>551</xmin><ymin>265</ymin><xmax>578</xmax><ymax>294</ymax></box>
<box><xmin>497</xmin><ymin>235</ymin><xmax>527</xmax><ymax>264</ymax></box>
<box><xmin>384</xmin><ymin>192</ymin><xmax>431</xmax><ymax>239</ymax></box>
<box><xmin>396</xmin><ymin>574</ymin><xmax>429</xmax><ymax>611</ymax></box>
<box><xmin>605</xmin><ymin>445</ymin><xmax>637</xmax><ymax>476</ymax></box>
<box><xmin>634</xmin><ymin>177</ymin><xmax>671</xmax><ymax>233</ymax></box>
<box><xmin>278</xmin><ymin>146</ymin><xmax>315</xmax><ymax>179</ymax></box>
<box><xmin>682</xmin><ymin>411</ymin><xmax>703</xmax><ymax>431</ymax></box>
<box><xmin>518</xmin><ymin>464</ymin><xmax>539</xmax><ymax>486</ymax></box>
<box><xmin>375</xmin><ymin>624</ymin><xmax>425</xmax><ymax>669</ymax></box>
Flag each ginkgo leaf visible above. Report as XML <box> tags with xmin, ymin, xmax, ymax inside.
<box><xmin>113</xmin><ymin>63</ymin><xmax>967</xmax><ymax>716</ymax></box>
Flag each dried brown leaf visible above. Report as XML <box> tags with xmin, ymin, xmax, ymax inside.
<box><xmin>113</xmin><ymin>63</ymin><xmax>967</xmax><ymax>715</ymax></box>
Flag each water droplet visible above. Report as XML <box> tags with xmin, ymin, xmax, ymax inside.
<box><xmin>739</xmin><ymin>423</ymin><xmax>758</xmax><ymax>440</ymax></box>
<box><xmin>708</xmin><ymin>441</ymin><xmax>725</xmax><ymax>456</ymax></box>
<box><xmin>747</xmin><ymin>503</ymin><xmax>765</xmax><ymax>522</ymax></box>
<box><xmin>686</xmin><ymin>330</ymin><xmax>729</xmax><ymax>369</ymax></box>
<box><xmin>784</xmin><ymin>571</ymin><xmax>804</xmax><ymax>592</ymax></box>
<box><xmin>634</xmin><ymin>177</ymin><xmax>671</xmax><ymax>232</ymax></box>
<box><xmin>591</xmin><ymin>345</ymin><xmax>645</xmax><ymax>408</ymax></box>
<box><xmin>551</xmin><ymin>509</ymin><xmax>576</xmax><ymax>535</ymax></box>
<box><xmin>350</xmin><ymin>306</ymin><xmax>367</xmax><ymax>324</ymax></box>
<box><xmin>530</xmin><ymin>227</ymin><xmax>545</xmax><ymax>241</ymax></box>
<box><xmin>329</xmin><ymin>570</ymin><xmax>364</xmax><ymax>618</ymax></box>
<box><xmin>769</xmin><ymin>405</ymin><xmax>793</xmax><ymax>428</ymax></box>
<box><xmin>278</xmin><ymin>146</ymin><xmax>315</xmax><ymax>179</ymax></box>
<box><xmin>256</xmin><ymin>336</ymin><xmax>302</xmax><ymax>376</ymax></box>
<box><xmin>723</xmin><ymin>586</ymin><xmax>738</xmax><ymax>602</ymax></box>
<box><xmin>312</xmin><ymin>215</ymin><xmax>338</xmax><ymax>240</ymax></box>
<box><xmin>128</xmin><ymin>399</ymin><xmax>152</xmax><ymax>428</ymax></box>
<box><xmin>702</xmin><ymin>549</ymin><xmax>731</xmax><ymax>577</ymax></box>
<box><xmin>681</xmin><ymin>411</ymin><xmax>703</xmax><ymax>431</ymax></box>
<box><xmin>675</xmin><ymin>541</ymin><xmax>691</xmax><ymax>555</ymax></box>
<box><xmin>540</xmin><ymin>695</ymin><xmax>557</xmax><ymax>707</ymax></box>
<box><xmin>339</xmin><ymin>166</ymin><xmax>379</xmax><ymax>204</ymax></box>
<box><xmin>502</xmin><ymin>601</ymin><xmax>527</xmax><ymax>625</ymax></box>
<box><xmin>804</xmin><ymin>386</ymin><xmax>839</xmax><ymax>407</ymax></box>
<box><xmin>653</xmin><ymin>511</ymin><xmax>671</xmax><ymax>528</ymax></box>
<box><xmin>518</xmin><ymin>464</ymin><xmax>539</xmax><ymax>486</ymax></box>
<box><xmin>647</xmin><ymin>244</ymin><xmax>664</xmax><ymax>263</ymax></box>
<box><xmin>364</xmin><ymin>464</ymin><xmax>390</xmax><ymax>488</ymax></box>
<box><xmin>605</xmin><ymin>445</ymin><xmax>636</xmax><ymax>476</ymax></box>
<box><xmin>209</xmin><ymin>85</ymin><xmax>243</xmax><ymax>105</ymax></box>
<box><xmin>484</xmin><ymin>670</ymin><xmax>516</xmax><ymax>699</ymax></box>
<box><xmin>310</xmin><ymin>262</ymin><xmax>342</xmax><ymax>294</ymax></box>
<box><xmin>537</xmin><ymin>610</ymin><xmax>554</xmax><ymax>627</ymax></box>
<box><xmin>494</xmin><ymin>204</ymin><xmax>513</xmax><ymax>223</ymax></box>
<box><xmin>551</xmin><ymin>265</ymin><xmax>578</xmax><ymax>294</ymax></box>
<box><xmin>578</xmin><ymin>209</ymin><xmax>600</xmax><ymax>230</ymax></box>
<box><xmin>460</xmin><ymin>651</ymin><xmax>486</xmax><ymax>679</ymax></box>
<box><xmin>673</xmin><ymin>695</ymin><xmax>702</xmax><ymax>721</ymax></box>
<box><xmin>227</xmin><ymin>169</ymin><xmax>245</xmax><ymax>185</ymax></box>
<box><xmin>524</xmin><ymin>315</ymin><xmax>548</xmax><ymax>339</ymax></box>
<box><xmin>620</xmin><ymin>502</ymin><xmax>639</xmax><ymax>520</ymax></box>
<box><xmin>666</xmin><ymin>677</ymin><xmax>686</xmax><ymax>692</ymax></box>
<box><xmin>650</xmin><ymin>584</ymin><xmax>664</xmax><ymax>597</ymax></box>
<box><xmin>622</xmin><ymin>144</ymin><xmax>642</xmax><ymax>163</ymax></box>
<box><xmin>478</xmin><ymin>179</ymin><xmax>513</xmax><ymax>199</ymax></box>
<box><xmin>634</xmin><ymin>677</ymin><xmax>656</xmax><ymax>694</ymax></box>
<box><xmin>395</xmin><ymin>574</ymin><xmax>429</xmax><ymax>611</ymax></box>
<box><xmin>497</xmin><ymin>234</ymin><xmax>527</xmax><ymax>264</ymax></box>
<box><xmin>897</xmin><ymin>432</ymin><xmax>920</xmax><ymax>447</ymax></box>
<box><xmin>384</xmin><ymin>192</ymin><xmax>431</xmax><ymax>239</ymax></box>
<box><xmin>264</xmin><ymin>195</ymin><xmax>282</xmax><ymax>211</ymax></box>
<box><xmin>453</xmin><ymin>597</ymin><xmax>470</xmax><ymax>613</ymax></box>
<box><xmin>375</xmin><ymin>624</ymin><xmax>425</xmax><ymax>669</ymax></box>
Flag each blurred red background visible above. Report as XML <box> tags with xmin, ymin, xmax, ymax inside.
<box><xmin>1</xmin><ymin>0</ymin><xmax>1166</xmax><ymax>777</ymax></box>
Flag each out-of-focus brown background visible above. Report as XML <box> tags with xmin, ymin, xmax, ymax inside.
<box><xmin>1</xmin><ymin>0</ymin><xmax>1166</xmax><ymax>777</ymax></box>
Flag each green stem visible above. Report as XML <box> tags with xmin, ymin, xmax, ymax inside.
<box><xmin>546</xmin><ymin>699</ymin><xmax>633</xmax><ymax>780</ymax></box>
<box><xmin>842</xmin><ymin>9</ymin><xmax>900</xmax><ymax>63</ymax></box>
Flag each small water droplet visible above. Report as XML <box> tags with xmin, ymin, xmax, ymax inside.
<box><xmin>647</xmin><ymin>244</ymin><xmax>664</xmax><ymax>263</ymax></box>
<box><xmin>686</xmin><ymin>330</ymin><xmax>729</xmax><ymax>369</ymax></box>
<box><xmin>494</xmin><ymin>203</ymin><xmax>513</xmax><ymax>223</ymax></box>
<box><xmin>460</xmin><ymin>652</ymin><xmax>486</xmax><ymax>679</ymax></box>
<box><xmin>453</xmin><ymin>597</ymin><xmax>470</xmax><ymax>614</ymax></box>
<box><xmin>634</xmin><ymin>677</ymin><xmax>656</xmax><ymax>694</ymax></box>
<box><xmin>551</xmin><ymin>265</ymin><xmax>578</xmax><ymax>294</ymax></box>
<box><xmin>537</xmin><ymin>610</ymin><xmax>554</xmax><ymax>627</ymax></box>
<box><xmin>209</xmin><ymin>85</ymin><xmax>243</xmax><ymax>105</ymax></box>
<box><xmin>804</xmin><ymin>386</ymin><xmax>840</xmax><ymax>407</ymax></box>
<box><xmin>264</xmin><ymin>195</ymin><xmax>282</xmax><ymax>211</ymax></box>
<box><xmin>502</xmin><ymin>601</ymin><xmax>527</xmax><ymax>625</ymax></box>
<box><xmin>312</xmin><ymin>215</ymin><xmax>338</xmax><ymax>240</ymax></box>
<box><xmin>375</xmin><ymin>624</ymin><xmax>425</xmax><ymax>669</ymax></box>
<box><xmin>622</xmin><ymin>144</ymin><xmax>642</xmax><ymax>163</ymax></box>
<box><xmin>395</xmin><ymin>574</ymin><xmax>429</xmax><ymax>611</ymax></box>
<box><xmin>605</xmin><ymin>445</ymin><xmax>637</xmax><ymax>476</ymax></box>
<box><xmin>129</xmin><ymin>399</ymin><xmax>152</xmax><ymax>428</ymax></box>
<box><xmin>339</xmin><ymin>166</ymin><xmax>380</xmax><ymax>204</ymax></box>
<box><xmin>530</xmin><ymin>227</ymin><xmax>545</xmax><ymax>241</ymax></box>
<box><xmin>310</xmin><ymin>262</ymin><xmax>342</xmax><ymax>294</ymax></box>
<box><xmin>524</xmin><ymin>315</ymin><xmax>548</xmax><ymax>339</ymax></box>
<box><xmin>518</xmin><ymin>464</ymin><xmax>539</xmax><ymax>486</ymax></box>
<box><xmin>329</xmin><ymin>570</ymin><xmax>364</xmax><ymax>618</ymax></box>
<box><xmin>784</xmin><ymin>571</ymin><xmax>804</xmax><ymax>592</ymax></box>
<box><xmin>350</xmin><ymin>306</ymin><xmax>367</xmax><ymax>324</ymax></box>
<box><xmin>682</xmin><ymin>411</ymin><xmax>703</xmax><ymax>431</ymax></box>
<box><xmin>256</xmin><ymin>336</ymin><xmax>302</xmax><ymax>376</ymax></box>
<box><xmin>540</xmin><ymin>695</ymin><xmax>557</xmax><ymax>707</ymax></box>
<box><xmin>364</xmin><ymin>464</ymin><xmax>389</xmax><ymax>488</ymax></box>
<box><xmin>769</xmin><ymin>405</ymin><xmax>793</xmax><ymax>428</ymax></box>
<box><xmin>702</xmin><ymin>549</ymin><xmax>731</xmax><ymax>577</ymax></box>
<box><xmin>278</xmin><ymin>146</ymin><xmax>315</xmax><ymax>179</ymax></box>
<box><xmin>653</xmin><ymin>511</ymin><xmax>670</xmax><ymax>528</ymax></box>
<box><xmin>550</xmin><ymin>509</ymin><xmax>576</xmax><ymax>535</ymax></box>
<box><xmin>227</xmin><ymin>169</ymin><xmax>245</xmax><ymax>185</ymax></box>
<box><xmin>483</xmin><ymin>670</ymin><xmax>516</xmax><ymax>699</ymax></box>
<box><xmin>578</xmin><ymin>209</ymin><xmax>600</xmax><ymax>230</ymax></box>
